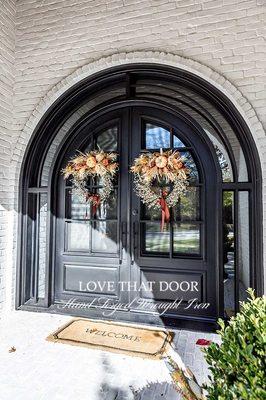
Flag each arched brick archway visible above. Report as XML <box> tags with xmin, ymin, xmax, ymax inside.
<box><xmin>14</xmin><ymin>53</ymin><xmax>264</xmax><ymax>323</ymax></box>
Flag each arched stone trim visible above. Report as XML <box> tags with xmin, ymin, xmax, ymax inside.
<box><xmin>12</xmin><ymin>51</ymin><xmax>265</xmax><ymax>175</ymax></box>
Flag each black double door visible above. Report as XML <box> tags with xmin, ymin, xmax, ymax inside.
<box><xmin>55</xmin><ymin>105</ymin><xmax>219</xmax><ymax>325</ymax></box>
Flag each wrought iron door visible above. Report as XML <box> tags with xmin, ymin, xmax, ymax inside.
<box><xmin>130</xmin><ymin>107</ymin><xmax>218</xmax><ymax>322</ymax></box>
<box><xmin>55</xmin><ymin>108</ymin><xmax>131</xmax><ymax>307</ymax></box>
<box><xmin>55</xmin><ymin>105</ymin><xmax>219</xmax><ymax>324</ymax></box>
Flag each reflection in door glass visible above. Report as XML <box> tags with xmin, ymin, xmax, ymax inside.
<box><xmin>96</xmin><ymin>126</ymin><xmax>117</xmax><ymax>151</ymax></box>
<box><xmin>91</xmin><ymin>221</ymin><xmax>117</xmax><ymax>253</ymax></box>
<box><xmin>145</xmin><ymin>123</ymin><xmax>170</xmax><ymax>149</ymax></box>
<box><xmin>214</xmin><ymin>144</ymin><xmax>233</xmax><ymax>182</ymax></box>
<box><xmin>142</xmin><ymin>222</ymin><xmax>170</xmax><ymax>253</ymax></box>
<box><xmin>68</xmin><ymin>189</ymin><xmax>118</xmax><ymax>220</ymax></box>
<box><xmin>223</xmin><ymin>191</ymin><xmax>235</xmax><ymax>317</ymax></box>
<box><xmin>173</xmin><ymin>224</ymin><xmax>200</xmax><ymax>255</ymax></box>
<box><xmin>173</xmin><ymin>187</ymin><xmax>200</xmax><ymax>221</ymax></box>
<box><xmin>67</xmin><ymin>221</ymin><xmax>91</xmax><ymax>251</ymax></box>
<box><xmin>142</xmin><ymin>204</ymin><xmax>161</xmax><ymax>221</ymax></box>
<box><xmin>238</xmin><ymin>191</ymin><xmax>250</xmax><ymax>302</ymax></box>
<box><xmin>180</xmin><ymin>151</ymin><xmax>199</xmax><ymax>184</ymax></box>
<box><xmin>95</xmin><ymin>189</ymin><xmax>117</xmax><ymax>219</ymax></box>
<box><xmin>173</xmin><ymin>135</ymin><xmax>185</xmax><ymax>148</ymax></box>
<box><xmin>68</xmin><ymin>191</ymin><xmax>90</xmax><ymax>220</ymax></box>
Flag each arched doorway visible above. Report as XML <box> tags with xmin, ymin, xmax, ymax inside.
<box><xmin>17</xmin><ymin>64</ymin><xmax>263</xmax><ymax>331</ymax></box>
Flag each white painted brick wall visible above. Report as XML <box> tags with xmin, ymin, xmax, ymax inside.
<box><xmin>13</xmin><ymin>0</ymin><xmax>266</xmax><ymax>131</ymax></box>
<box><xmin>0</xmin><ymin>0</ymin><xmax>266</xmax><ymax>310</ymax></box>
<box><xmin>0</xmin><ymin>0</ymin><xmax>16</xmax><ymax>309</ymax></box>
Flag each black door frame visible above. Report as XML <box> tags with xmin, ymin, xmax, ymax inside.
<box><xmin>16</xmin><ymin>64</ymin><xmax>264</xmax><ymax>332</ymax></box>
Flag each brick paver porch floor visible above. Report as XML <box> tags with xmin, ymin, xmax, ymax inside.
<box><xmin>0</xmin><ymin>310</ymin><xmax>218</xmax><ymax>400</ymax></box>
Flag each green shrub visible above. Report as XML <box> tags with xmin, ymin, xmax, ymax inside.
<box><xmin>204</xmin><ymin>289</ymin><xmax>266</xmax><ymax>400</ymax></box>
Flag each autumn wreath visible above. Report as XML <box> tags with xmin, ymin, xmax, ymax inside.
<box><xmin>62</xmin><ymin>150</ymin><xmax>118</xmax><ymax>215</ymax></box>
<box><xmin>131</xmin><ymin>149</ymin><xmax>189</xmax><ymax>229</ymax></box>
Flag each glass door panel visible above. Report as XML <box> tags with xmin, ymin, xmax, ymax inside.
<box><xmin>66</xmin><ymin>221</ymin><xmax>91</xmax><ymax>251</ymax></box>
<box><xmin>130</xmin><ymin>106</ymin><xmax>217</xmax><ymax>319</ymax></box>
<box><xmin>144</xmin><ymin>123</ymin><xmax>171</xmax><ymax>149</ymax></box>
<box><xmin>223</xmin><ymin>191</ymin><xmax>235</xmax><ymax>317</ymax></box>
<box><xmin>173</xmin><ymin>187</ymin><xmax>201</xmax><ymax>222</ymax></box>
<box><xmin>139</xmin><ymin>121</ymin><xmax>202</xmax><ymax>258</ymax></box>
<box><xmin>96</xmin><ymin>126</ymin><xmax>118</xmax><ymax>151</ymax></box>
<box><xmin>64</xmin><ymin>124</ymin><xmax>119</xmax><ymax>256</ymax></box>
<box><xmin>141</xmin><ymin>222</ymin><xmax>170</xmax><ymax>254</ymax></box>
<box><xmin>173</xmin><ymin>223</ymin><xmax>201</xmax><ymax>255</ymax></box>
<box><xmin>91</xmin><ymin>221</ymin><xmax>118</xmax><ymax>253</ymax></box>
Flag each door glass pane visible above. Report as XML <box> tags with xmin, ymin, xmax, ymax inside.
<box><xmin>214</xmin><ymin>144</ymin><xmax>233</xmax><ymax>182</ymax></box>
<box><xmin>83</xmin><ymin>139</ymin><xmax>93</xmax><ymax>153</ymax></box>
<box><xmin>141</xmin><ymin>182</ymin><xmax>170</xmax><ymax>221</ymax></box>
<box><xmin>96</xmin><ymin>126</ymin><xmax>117</xmax><ymax>151</ymax></box>
<box><xmin>145</xmin><ymin>123</ymin><xmax>170</xmax><ymax>149</ymax></box>
<box><xmin>26</xmin><ymin>193</ymin><xmax>37</xmax><ymax>300</ymax></box>
<box><xmin>173</xmin><ymin>223</ymin><xmax>200</xmax><ymax>255</ymax></box>
<box><xmin>96</xmin><ymin>189</ymin><xmax>117</xmax><ymax>219</ymax></box>
<box><xmin>38</xmin><ymin>193</ymin><xmax>48</xmax><ymax>299</ymax></box>
<box><xmin>67</xmin><ymin>222</ymin><xmax>90</xmax><ymax>251</ymax></box>
<box><xmin>141</xmin><ymin>222</ymin><xmax>170</xmax><ymax>254</ymax></box>
<box><xmin>67</xmin><ymin>190</ymin><xmax>90</xmax><ymax>220</ymax></box>
<box><xmin>237</xmin><ymin>149</ymin><xmax>248</xmax><ymax>182</ymax></box>
<box><xmin>173</xmin><ymin>134</ymin><xmax>185</xmax><ymax>148</ymax></box>
<box><xmin>173</xmin><ymin>187</ymin><xmax>200</xmax><ymax>221</ymax></box>
<box><xmin>91</xmin><ymin>221</ymin><xmax>117</xmax><ymax>253</ymax></box>
<box><xmin>180</xmin><ymin>151</ymin><xmax>199</xmax><ymax>184</ymax></box>
<box><xmin>142</xmin><ymin>204</ymin><xmax>161</xmax><ymax>221</ymax></box>
<box><xmin>223</xmin><ymin>191</ymin><xmax>235</xmax><ymax>317</ymax></box>
<box><xmin>68</xmin><ymin>188</ymin><xmax>118</xmax><ymax>220</ymax></box>
<box><xmin>238</xmin><ymin>191</ymin><xmax>250</xmax><ymax>302</ymax></box>
<box><xmin>92</xmin><ymin>173</ymin><xmax>119</xmax><ymax>187</ymax></box>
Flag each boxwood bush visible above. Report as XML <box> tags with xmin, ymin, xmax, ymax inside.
<box><xmin>204</xmin><ymin>289</ymin><xmax>266</xmax><ymax>400</ymax></box>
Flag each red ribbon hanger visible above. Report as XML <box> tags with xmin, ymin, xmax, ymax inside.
<box><xmin>86</xmin><ymin>193</ymin><xmax>101</xmax><ymax>217</ymax></box>
<box><xmin>158</xmin><ymin>190</ymin><xmax>170</xmax><ymax>231</ymax></box>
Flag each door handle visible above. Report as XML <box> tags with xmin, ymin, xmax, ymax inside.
<box><xmin>121</xmin><ymin>221</ymin><xmax>127</xmax><ymax>248</ymax></box>
<box><xmin>119</xmin><ymin>221</ymin><xmax>127</xmax><ymax>263</ymax></box>
<box><xmin>131</xmin><ymin>221</ymin><xmax>138</xmax><ymax>264</ymax></box>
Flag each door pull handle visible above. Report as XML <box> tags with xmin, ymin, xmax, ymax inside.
<box><xmin>121</xmin><ymin>221</ymin><xmax>127</xmax><ymax>248</ymax></box>
<box><xmin>119</xmin><ymin>222</ymin><xmax>127</xmax><ymax>263</ymax></box>
<box><xmin>131</xmin><ymin>221</ymin><xmax>138</xmax><ymax>265</ymax></box>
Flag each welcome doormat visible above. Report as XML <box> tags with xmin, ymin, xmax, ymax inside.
<box><xmin>47</xmin><ymin>318</ymin><xmax>172</xmax><ymax>359</ymax></box>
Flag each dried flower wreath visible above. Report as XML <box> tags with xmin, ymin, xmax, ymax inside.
<box><xmin>62</xmin><ymin>149</ymin><xmax>118</xmax><ymax>215</ymax></box>
<box><xmin>131</xmin><ymin>149</ymin><xmax>189</xmax><ymax>229</ymax></box>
